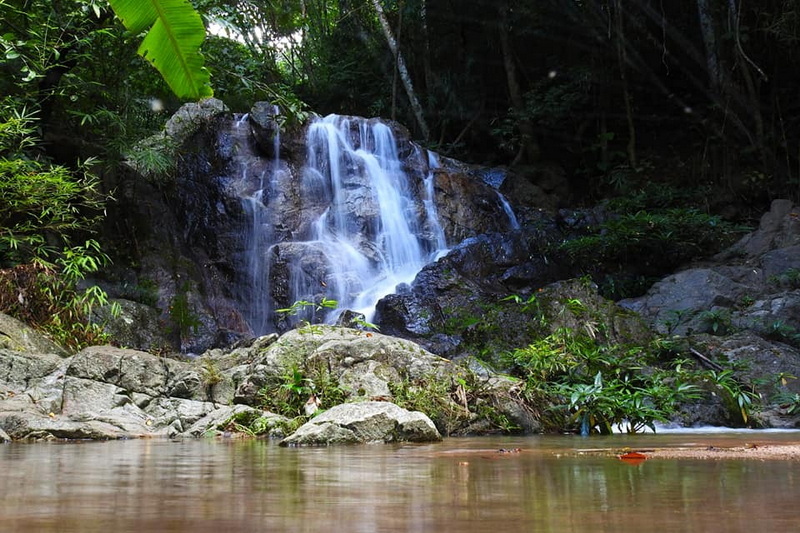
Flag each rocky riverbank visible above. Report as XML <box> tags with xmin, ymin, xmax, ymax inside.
<box><xmin>0</xmin><ymin>322</ymin><xmax>532</xmax><ymax>443</ymax></box>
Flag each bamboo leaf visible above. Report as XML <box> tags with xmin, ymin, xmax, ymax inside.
<box><xmin>107</xmin><ymin>0</ymin><xmax>213</xmax><ymax>100</ymax></box>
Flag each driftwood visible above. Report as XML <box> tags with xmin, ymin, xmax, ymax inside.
<box><xmin>689</xmin><ymin>347</ymin><xmax>725</xmax><ymax>371</ymax></box>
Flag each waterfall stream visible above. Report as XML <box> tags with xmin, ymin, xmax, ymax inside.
<box><xmin>235</xmin><ymin>110</ymin><xmax>279</xmax><ymax>335</ymax></box>
<box><xmin>295</xmin><ymin>115</ymin><xmax>447</xmax><ymax>324</ymax></box>
<box><xmin>238</xmin><ymin>113</ymin><xmax>450</xmax><ymax>333</ymax></box>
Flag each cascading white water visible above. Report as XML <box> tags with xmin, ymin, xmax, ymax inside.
<box><xmin>497</xmin><ymin>191</ymin><xmax>520</xmax><ymax>230</ymax></box>
<box><xmin>292</xmin><ymin>114</ymin><xmax>446</xmax><ymax>323</ymax></box>
<box><xmin>424</xmin><ymin>152</ymin><xmax>448</xmax><ymax>254</ymax></box>
<box><xmin>233</xmin><ymin>112</ymin><xmax>457</xmax><ymax>333</ymax></box>
<box><xmin>235</xmin><ymin>109</ymin><xmax>281</xmax><ymax>334</ymax></box>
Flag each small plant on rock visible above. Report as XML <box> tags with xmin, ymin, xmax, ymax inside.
<box><xmin>276</xmin><ymin>297</ymin><xmax>338</xmax><ymax>333</ymax></box>
<box><xmin>698</xmin><ymin>309</ymin><xmax>734</xmax><ymax>335</ymax></box>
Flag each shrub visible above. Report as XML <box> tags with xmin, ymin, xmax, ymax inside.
<box><xmin>560</xmin><ymin>206</ymin><xmax>748</xmax><ymax>299</ymax></box>
<box><xmin>0</xmin><ymin>103</ymin><xmax>116</xmax><ymax>350</ymax></box>
<box><xmin>506</xmin><ymin>329</ymin><xmax>703</xmax><ymax>434</ymax></box>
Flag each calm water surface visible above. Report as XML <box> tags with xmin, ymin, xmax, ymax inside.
<box><xmin>2</xmin><ymin>432</ymin><xmax>799</xmax><ymax>532</ymax></box>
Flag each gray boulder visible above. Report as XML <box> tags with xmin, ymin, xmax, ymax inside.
<box><xmin>620</xmin><ymin>199</ymin><xmax>800</xmax><ymax>336</ymax></box>
<box><xmin>164</xmin><ymin>97</ymin><xmax>229</xmax><ymax>144</ymax></box>
<box><xmin>723</xmin><ymin>198</ymin><xmax>799</xmax><ymax>257</ymax></box>
<box><xmin>232</xmin><ymin>326</ymin><xmax>538</xmax><ymax>435</ymax></box>
<box><xmin>235</xmin><ymin>326</ymin><xmax>451</xmax><ymax>404</ymax></box>
<box><xmin>0</xmin><ymin>313</ymin><xmax>68</xmax><ymax>356</ymax></box>
<box><xmin>91</xmin><ymin>299</ymin><xmax>171</xmax><ymax>352</ymax></box>
<box><xmin>280</xmin><ymin>401</ymin><xmax>441</xmax><ymax>445</ymax></box>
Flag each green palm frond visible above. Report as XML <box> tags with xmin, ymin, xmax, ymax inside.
<box><xmin>108</xmin><ymin>0</ymin><xmax>213</xmax><ymax>100</ymax></box>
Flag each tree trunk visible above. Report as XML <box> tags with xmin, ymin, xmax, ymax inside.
<box><xmin>727</xmin><ymin>0</ymin><xmax>769</xmax><ymax>173</ymax></box>
<box><xmin>371</xmin><ymin>0</ymin><xmax>430</xmax><ymax>141</ymax></box>
<box><xmin>420</xmin><ymin>0</ymin><xmax>434</xmax><ymax>102</ymax></box>
<box><xmin>696</xmin><ymin>0</ymin><xmax>722</xmax><ymax>92</ymax></box>
<box><xmin>391</xmin><ymin>1</ymin><xmax>403</xmax><ymax>121</ymax></box>
<box><xmin>498</xmin><ymin>1</ymin><xmax>538</xmax><ymax>164</ymax></box>
<box><xmin>613</xmin><ymin>0</ymin><xmax>637</xmax><ymax>167</ymax></box>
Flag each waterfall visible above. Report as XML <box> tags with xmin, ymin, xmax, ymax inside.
<box><xmin>497</xmin><ymin>191</ymin><xmax>520</xmax><ymax>230</ymax></box>
<box><xmin>235</xmin><ymin>113</ymin><xmax>448</xmax><ymax>333</ymax></box>
<box><xmin>290</xmin><ymin>114</ymin><xmax>445</xmax><ymax>324</ymax></box>
<box><xmin>424</xmin><ymin>152</ymin><xmax>448</xmax><ymax>254</ymax></box>
<box><xmin>235</xmin><ymin>109</ymin><xmax>280</xmax><ymax>335</ymax></box>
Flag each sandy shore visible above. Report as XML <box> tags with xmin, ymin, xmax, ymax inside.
<box><xmin>592</xmin><ymin>444</ymin><xmax>800</xmax><ymax>462</ymax></box>
<box><xmin>637</xmin><ymin>443</ymin><xmax>800</xmax><ymax>460</ymax></box>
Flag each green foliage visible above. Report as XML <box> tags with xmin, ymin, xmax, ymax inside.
<box><xmin>388</xmin><ymin>368</ymin><xmax>519</xmax><ymax>436</ymax></box>
<box><xmin>503</xmin><ymin>330</ymin><xmax>581</xmax><ymax>382</ymax></box>
<box><xmin>389</xmin><ymin>374</ymin><xmax>470</xmax><ymax>436</ymax></box>
<box><xmin>257</xmin><ymin>362</ymin><xmax>347</xmax><ymax>419</ymax></box>
<box><xmin>698</xmin><ymin>309</ymin><xmax>734</xmax><ymax>336</ymax></box>
<box><xmin>168</xmin><ymin>282</ymin><xmax>201</xmax><ymax>340</ymax></box>
<box><xmin>441</xmin><ymin>295</ymin><xmax>552</xmax><ymax>366</ymax></box>
<box><xmin>0</xmin><ymin>258</ymin><xmax>117</xmax><ymax>350</ymax></box>
<box><xmin>560</xmin><ymin>204</ymin><xmax>748</xmax><ymax>299</ymax></box>
<box><xmin>258</xmin><ymin>366</ymin><xmax>312</xmax><ymax>418</ymax></box>
<box><xmin>660</xmin><ymin>309</ymin><xmax>696</xmax><ymax>335</ymax></box>
<box><xmin>768</xmin><ymin>268</ymin><xmax>800</xmax><ymax>289</ymax></box>
<box><xmin>557</xmin><ymin>370</ymin><xmax>703</xmax><ymax>435</ymax></box>
<box><xmin>351</xmin><ymin>315</ymin><xmax>380</xmax><ymax>331</ymax></box>
<box><xmin>506</xmin><ymin>329</ymin><xmax>703</xmax><ymax>434</ymax></box>
<box><xmin>775</xmin><ymin>391</ymin><xmax>800</xmax><ymax>415</ymax></box>
<box><xmin>107</xmin><ymin>0</ymin><xmax>213</xmax><ymax>100</ymax></box>
<box><xmin>0</xmin><ymin>104</ymin><xmax>38</xmax><ymax>157</ymax></box>
<box><xmin>199</xmin><ymin>356</ymin><xmax>222</xmax><ymax>387</ymax></box>
<box><xmin>763</xmin><ymin>320</ymin><xmax>800</xmax><ymax>347</ymax></box>
<box><xmin>491</xmin><ymin>68</ymin><xmax>591</xmax><ymax>158</ymax></box>
<box><xmin>221</xmin><ymin>410</ymin><xmax>290</xmax><ymax>437</ymax></box>
<box><xmin>501</xmin><ymin>293</ymin><xmax>548</xmax><ymax>330</ymax></box>
<box><xmin>276</xmin><ymin>297</ymin><xmax>338</xmax><ymax>333</ymax></box>
<box><xmin>124</xmin><ymin>134</ymin><xmax>178</xmax><ymax>182</ymax></box>
<box><xmin>0</xmin><ymin>105</ymin><xmax>108</xmax><ymax>267</ymax></box>
<box><xmin>0</xmin><ymin>103</ymin><xmax>116</xmax><ymax>350</ymax></box>
<box><xmin>702</xmin><ymin>369</ymin><xmax>760</xmax><ymax>424</ymax></box>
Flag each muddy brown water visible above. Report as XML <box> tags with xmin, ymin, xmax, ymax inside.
<box><xmin>2</xmin><ymin>431</ymin><xmax>799</xmax><ymax>532</ymax></box>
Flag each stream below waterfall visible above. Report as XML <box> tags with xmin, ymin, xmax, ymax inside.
<box><xmin>2</xmin><ymin>431</ymin><xmax>799</xmax><ymax>532</ymax></box>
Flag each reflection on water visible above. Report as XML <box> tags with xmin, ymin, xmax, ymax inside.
<box><xmin>1</xmin><ymin>433</ymin><xmax>799</xmax><ymax>533</ymax></box>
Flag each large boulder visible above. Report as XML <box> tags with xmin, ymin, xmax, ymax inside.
<box><xmin>280</xmin><ymin>401</ymin><xmax>441</xmax><ymax>445</ymax></box>
<box><xmin>91</xmin><ymin>299</ymin><xmax>171</xmax><ymax>352</ymax></box>
<box><xmin>0</xmin><ymin>313</ymin><xmax>68</xmax><ymax>356</ymax></box>
<box><xmin>620</xmin><ymin>199</ymin><xmax>800</xmax><ymax>336</ymax></box>
<box><xmin>234</xmin><ymin>327</ymin><xmax>455</xmax><ymax>405</ymax></box>
<box><xmin>232</xmin><ymin>326</ymin><xmax>538</xmax><ymax>435</ymax></box>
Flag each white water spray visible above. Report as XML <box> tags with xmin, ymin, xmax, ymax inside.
<box><xmin>292</xmin><ymin>115</ymin><xmax>447</xmax><ymax>322</ymax></box>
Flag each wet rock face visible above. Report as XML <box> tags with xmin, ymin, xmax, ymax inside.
<box><xmin>375</xmin><ymin>226</ymin><xmax>571</xmax><ymax>356</ymax></box>
<box><xmin>431</xmin><ymin>168</ymin><xmax>518</xmax><ymax>243</ymax></box>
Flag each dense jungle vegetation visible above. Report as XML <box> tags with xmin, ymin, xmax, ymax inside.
<box><xmin>2</xmin><ymin>0</ymin><xmax>799</xmax><ymax>433</ymax></box>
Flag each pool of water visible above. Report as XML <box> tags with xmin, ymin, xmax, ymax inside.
<box><xmin>2</xmin><ymin>432</ymin><xmax>799</xmax><ymax>532</ymax></box>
